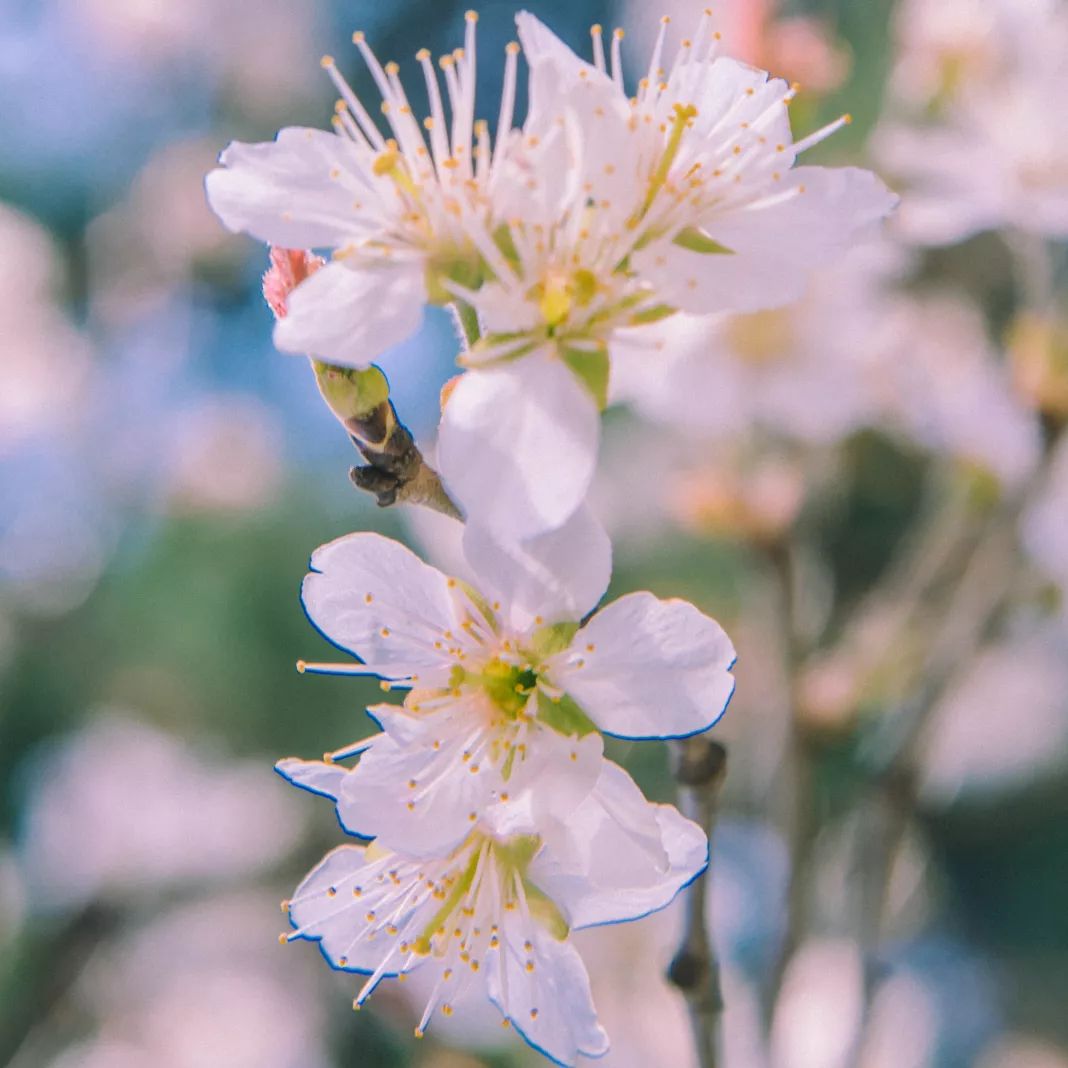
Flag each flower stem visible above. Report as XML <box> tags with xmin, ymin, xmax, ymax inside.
<box><xmin>668</xmin><ymin>737</ymin><xmax>728</xmax><ymax>1068</ymax></box>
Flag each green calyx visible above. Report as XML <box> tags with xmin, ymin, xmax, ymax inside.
<box><xmin>562</xmin><ymin>343</ymin><xmax>611</xmax><ymax>410</ymax></box>
<box><xmin>424</xmin><ymin>251</ymin><xmax>486</xmax><ymax>306</ymax></box>
<box><xmin>536</xmin><ymin>691</ymin><xmax>598</xmax><ymax>738</ymax></box>
<box><xmin>312</xmin><ymin>361</ymin><xmax>390</xmax><ymax>423</ymax></box>
<box><xmin>673</xmin><ymin>226</ymin><xmax>735</xmax><ymax>256</ymax></box>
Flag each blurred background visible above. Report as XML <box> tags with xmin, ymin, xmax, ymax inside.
<box><xmin>1</xmin><ymin>0</ymin><xmax>1066</xmax><ymax>1065</ymax></box>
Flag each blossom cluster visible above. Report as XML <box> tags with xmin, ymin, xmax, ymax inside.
<box><xmin>206</xmin><ymin>8</ymin><xmax>894</xmax><ymax>1064</ymax></box>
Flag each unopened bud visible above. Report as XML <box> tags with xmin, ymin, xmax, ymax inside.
<box><xmin>313</xmin><ymin>361</ymin><xmax>391</xmax><ymax>435</ymax></box>
<box><xmin>262</xmin><ymin>248</ymin><xmax>325</xmax><ymax>319</ymax></box>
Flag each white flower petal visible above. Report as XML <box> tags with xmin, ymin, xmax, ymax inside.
<box><xmin>462</xmin><ymin>506</ymin><xmax>611</xmax><ymax>632</ymax></box>
<box><xmin>301</xmin><ymin>532</ymin><xmax>458</xmax><ymax>683</ymax></box>
<box><xmin>287</xmin><ymin>844</ymin><xmax>411</xmax><ymax>977</ymax></box>
<box><xmin>531</xmin><ymin>761</ymin><xmax>708</xmax><ymax>930</ymax></box>
<box><xmin>488</xmin><ymin>911</ymin><xmax>609</xmax><ymax>1066</ymax></box>
<box><xmin>515</xmin><ymin>12</ymin><xmax>593</xmax><ymax>81</ymax></box>
<box><xmin>636</xmin><ymin>167</ymin><xmax>897</xmax><ymax>315</ymax></box>
<box><xmin>551</xmin><ymin>592</ymin><xmax>737</xmax><ymax>739</ymax></box>
<box><xmin>438</xmin><ymin>351</ymin><xmax>600</xmax><ymax>539</ymax></box>
<box><xmin>274</xmin><ymin>757</ymin><xmax>348</xmax><ymax>803</ymax></box>
<box><xmin>206</xmin><ymin>128</ymin><xmax>369</xmax><ymax>249</ymax></box>
<box><xmin>335</xmin><ymin>728</ymin><xmax>499</xmax><ymax>857</ymax></box>
<box><xmin>273</xmin><ymin>260</ymin><xmax>426</xmax><ymax>368</ymax></box>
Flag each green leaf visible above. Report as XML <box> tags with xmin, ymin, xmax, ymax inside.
<box><xmin>673</xmin><ymin>227</ymin><xmax>735</xmax><ymax>255</ymax></box>
<box><xmin>562</xmin><ymin>345</ymin><xmax>610</xmax><ymax>410</ymax></box>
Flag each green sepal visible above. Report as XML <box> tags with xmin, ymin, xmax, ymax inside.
<box><xmin>492</xmin><ymin>224</ymin><xmax>520</xmax><ymax>269</ymax></box>
<box><xmin>536</xmin><ymin>691</ymin><xmax>598</xmax><ymax>738</ymax></box>
<box><xmin>523</xmin><ymin>880</ymin><xmax>570</xmax><ymax>940</ymax></box>
<box><xmin>527</xmin><ymin>621</ymin><xmax>580</xmax><ymax>661</ymax></box>
<box><xmin>673</xmin><ymin>227</ymin><xmax>735</xmax><ymax>255</ymax></box>
<box><xmin>629</xmin><ymin>304</ymin><xmax>677</xmax><ymax>326</ymax></box>
<box><xmin>425</xmin><ymin>253</ymin><xmax>484</xmax><ymax>305</ymax></box>
<box><xmin>562</xmin><ymin>345</ymin><xmax>610</xmax><ymax>410</ymax></box>
<box><xmin>312</xmin><ymin>361</ymin><xmax>390</xmax><ymax>421</ymax></box>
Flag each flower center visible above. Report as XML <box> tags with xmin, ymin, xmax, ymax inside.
<box><xmin>476</xmin><ymin>657</ymin><xmax>539</xmax><ymax>718</ymax></box>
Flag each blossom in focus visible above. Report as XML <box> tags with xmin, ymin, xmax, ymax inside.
<box><xmin>282</xmin><ymin>508</ymin><xmax>736</xmax><ymax>856</ymax></box>
<box><xmin>205</xmin><ymin>11</ymin><xmax>894</xmax><ymax>539</ymax></box>
<box><xmin>280</xmin><ymin>758</ymin><xmax>707</xmax><ymax>1065</ymax></box>
<box><xmin>206</xmin><ymin>12</ymin><xmax>513</xmax><ymax>366</ymax></box>
<box><xmin>438</xmin><ymin>11</ymin><xmax>895</xmax><ymax>536</ymax></box>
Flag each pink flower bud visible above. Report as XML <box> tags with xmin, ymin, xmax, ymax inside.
<box><xmin>262</xmin><ymin>247</ymin><xmax>324</xmax><ymax>319</ymax></box>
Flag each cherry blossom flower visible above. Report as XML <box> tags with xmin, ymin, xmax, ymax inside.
<box><xmin>279</xmin><ymin>756</ymin><xmax>707</xmax><ymax>1066</ymax></box>
<box><xmin>206</xmin><ymin>12</ymin><xmax>515</xmax><ymax>367</ymax></box>
<box><xmin>206</xmin><ymin>11</ymin><xmax>893</xmax><ymax>538</ymax></box>
<box><xmin>282</xmin><ymin>508</ymin><xmax>735</xmax><ymax>857</ymax></box>
<box><xmin>437</xmin><ymin>10</ymin><xmax>895</xmax><ymax>536</ymax></box>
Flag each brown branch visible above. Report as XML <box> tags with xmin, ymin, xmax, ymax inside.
<box><xmin>668</xmin><ymin>737</ymin><xmax>729</xmax><ymax>1068</ymax></box>
<box><xmin>345</xmin><ymin>398</ymin><xmax>462</xmax><ymax>520</ymax></box>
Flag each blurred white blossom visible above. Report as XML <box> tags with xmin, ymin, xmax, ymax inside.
<box><xmin>771</xmin><ymin>939</ymin><xmax>864</xmax><ymax>1068</ymax></box>
<box><xmin>919</xmin><ymin>627</ymin><xmax>1068</xmax><ymax>804</ymax></box>
<box><xmin>879</xmin><ymin>0</ymin><xmax>1068</xmax><ymax>243</ymax></box>
<box><xmin>0</xmin><ymin>203</ymin><xmax>93</xmax><ymax>457</ymax></box>
<box><xmin>875</xmin><ymin>295</ymin><xmax>1041</xmax><ymax>488</ymax></box>
<box><xmin>162</xmin><ymin>394</ymin><xmax>284</xmax><ymax>515</ymax></box>
<box><xmin>52</xmin><ymin>894</ymin><xmax>331</xmax><ymax>1068</ymax></box>
<box><xmin>20</xmin><ymin>715</ymin><xmax>305</xmax><ymax>910</ymax></box>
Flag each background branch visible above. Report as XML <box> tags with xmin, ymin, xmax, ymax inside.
<box><xmin>668</xmin><ymin>737</ymin><xmax>729</xmax><ymax>1068</ymax></box>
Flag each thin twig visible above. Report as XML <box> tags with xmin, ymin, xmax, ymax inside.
<box><xmin>764</xmin><ymin>541</ymin><xmax>818</xmax><ymax>1020</ymax></box>
<box><xmin>851</xmin><ymin>424</ymin><xmax>1064</xmax><ymax>1047</ymax></box>
<box><xmin>668</xmin><ymin>737</ymin><xmax>729</xmax><ymax>1068</ymax></box>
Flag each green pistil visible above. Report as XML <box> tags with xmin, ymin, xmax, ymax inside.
<box><xmin>478</xmin><ymin>658</ymin><xmax>538</xmax><ymax>719</ymax></box>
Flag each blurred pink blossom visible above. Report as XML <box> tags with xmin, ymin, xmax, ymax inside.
<box><xmin>0</xmin><ymin>204</ymin><xmax>94</xmax><ymax>456</ymax></box>
<box><xmin>52</xmin><ymin>894</ymin><xmax>331</xmax><ymax>1068</ymax></box>
<box><xmin>20</xmin><ymin>716</ymin><xmax>306</xmax><ymax>910</ymax></box>
<box><xmin>163</xmin><ymin>394</ymin><xmax>284</xmax><ymax>515</ymax></box>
